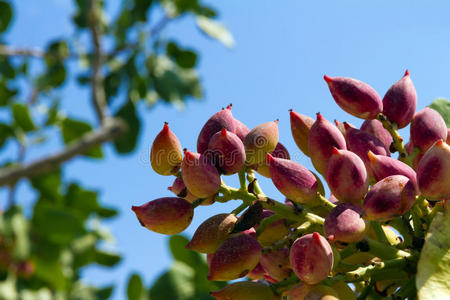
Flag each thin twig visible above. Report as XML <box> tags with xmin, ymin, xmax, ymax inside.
<box><xmin>0</xmin><ymin>119</ymin><xmax>126</xmax><ymax>187</ymax></box>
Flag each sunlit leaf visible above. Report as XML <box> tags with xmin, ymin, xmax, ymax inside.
<box><xmin>0</xmin><ymin>274</ymin><xmax>17</xmax><ymax>300</ymax></box>
<box><xmin>429</xmin><ymin>98</ymin><xmax>450</xmax><ymax>127</ymax></box>
<box><xmin>416</xmin><ymin>212</ymin><xmax>450</xmax><ymax>299</ymax></box>
<box><xmin>196</xmin><ymin>16</ymin><xmax>234</xmax><ymax>48</ymax></box>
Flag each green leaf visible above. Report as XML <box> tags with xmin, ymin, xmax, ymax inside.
<box><xmin>61</xmin><ymin>118</ymin><xmax>103</xmax><ymax>158</ymax></box>
<box><xmin>12</xmin><ymin>103</ymin><xmax>36</xmax><ymax>132</ymax></box>
<box><xmin>10</xmin><ymin>208</ymin><xmax>30</xmax><ymax>260</ymax></box>
<box><xmin>166</xmin><ymin>42</ymin><xmax>197</xmax><ymax>69</ymax></box>
<box><xmin>0</xmin><ymin>1</ymin><xmax>12</xmax><ymax>34</ymax></box>
<box><xmin>416</xmin><ymin>212</ymin><xmax>450</xmax><ymax>299</ymax></box>
<box><xmin>0</xmin><ymin>123</ymin><xmax>13</xmax><ymax>148</ymax></box>
<box><xmin>0</xmin><ymin>81</ymin><xmax>17</xmax><ymax>106</ymax></box>
<box><xmin>168</xmin><ymin>235</ymin><xmax>221</xmax><ymax>298</ymax></box>
<box><xmin>30</xmin><ymin>169</ymin><xmax>62</xmax><ymax>202</ymax></box>
<box><xmin>33</xmin><ymin>202</ymin><xmax>85</xmax><ymax>245</ymax></box>
<box><xmin>113</xmin><ymin>100</ymin><xmax>140</xmax><ymax>154</ymax></box>
<box><xmin>169</xmin><ymin>235</ymin><xmax>205</xmax><ymax>270</ymax></box>
<box><xmin>127</xmin><ymin>273</ymin><xmax>144</xmax><ymax>300</ymax></box>
<box><xmin>33</xmin><ymin>256</ymin><xmax>67</xmax><ymax>290</ymax></box>
<box><xmin>149</xmin><ymin>262</ymin><xmax>195</xmax><ymax>300</ymax></box>
<box><xmin>44</xmin><ymin>100</ymin><xmax>60</xmax><ymax>126</ymax></box>
<box><xmin>0</xmin><ymin>57</ymin><xmax>15</xmax><ymax>78</ymax></box>
<box><xmin>72</xmin><ymin>0</ymin><xmax>90</xmax><ymax>28</ymax></box>
<box><xmin>0</xmin><ymin>274</ymin><xmax>18</xmax><ymax>300</ymax></box>
<box><xmin>429</xmin><ymin>98</ymin><xmax>450</xmax><ymax>127</ymax></box>
<box><xmin>94</xmin><ymin>250</ymin><xmax>121</xmax><ymax>267</ymax></box>
<box><xmin>147</xmin><ymin>56</ymin><xmax>202</xmax><ymax>104</ymax></box>
<box><xmin>96</xmin><ymin>206</ymin><xmax>118</xmax><ymax>218</ymax></box>
<box><xmin>131</xmin><ymin>0</ymin><xmax>153</xmax><ymax>22</ymax></box>
<box><xmin>196</xmin><ymin>16</ymin><xmax>234</xmax><ymax>48</ymax></box>
<box><xmin>19</xmin><ymin>288</ymin><xmax>53</xmax><ymax>300</ymax></box>
<box><xmin>45</xmin><ymin>40</ymin><xmax>70</xmax><ymax>63</ymax></box>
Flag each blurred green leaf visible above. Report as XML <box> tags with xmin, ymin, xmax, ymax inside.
<box><xmin>70</xmin><ymin>282</ymin><xmax>114</xmax><ymax>300</ymax></box>
<box><xmin>72</xmin><ymin>0</ymin><xmax>89</xmax><ymax>28</ymax></box>
<box><xmin>45</xmin><ymin>40</ymin><xmax>70</xmax><ymax>63</ymax></box>
<box><xmin>113</xmin><ymin>100</ymin><xmax>140</xmax><ymax>154</ymax></box>
<box><xmin>33</xmin><ymin>202</ymin><xmax>85</xmax><ymax>245</ymax></box>
<box><xmin>131</xmin><ymin>0</ymin><xmax>153</xmax><ymax>22</ymax></box>
<box><xmin>169</xmin><ymin>235</ymin><xmax>205</xmax><ymax>270</ymax></box>
<box><xmin>0</xmin><ymin>123</ymin><xmax>13</xmax><ymax>148</ymax></box>
<box><xmin>104</xmin><ymin>71</ymin><xmax>121</xmax><ymax>102</ymax></box>
<box><xmin>148</xmin><ymin>262</ymin><xmax>195</xmax><ymax>300</ymax></box>
<box><xmin>0</xmin><ymin>81</ymin><xmax>17</xmax><ymax>106</ymax></box>
<box><xmin>196</xmin><ymin>16</ymin><xmax>234</xmax><ymax>48</ymax></box>
<box><xmin>0</xmin><ymin>1</ymin><xmax>12</xmax><ymax>33</ymax></box>
<box><xmin>96</xmin><ymin>206</ymin><xmax>118</xmax><ymax>218</ymax></box>
<box><xmin>167</xmin><ymin>42</ymin><xmax>197</xmax><ymax>69</ymax></box>
<box><xmin>0</xmin><ymin>57</ymin><xmax>15</xmax><ymax>78</ymax></box>
<box><xmin>429</xmin><ymin>98</ymin><xmax>450</xmax><ymax>127</ymax></box>
<box><xmin>148</xmin><ymin>56</ymin><xmax>202</xmax><ymax>104</ymax></box>
<box><xmin>168</xmin><ymin>235</ymin><xmax>222</xmax><ymax>298</ymax></box>
<box><xmin>33</xmin><ymin>256</ymin><xmax>67</xmax><ymax>290</ymax></box>
<box><xmin>30</xmin><ymin>169</ymin><xmax>62</xmax><ymax>202</ymax></box>
<box><xmin>94</xmin><ymin>250</ymin><xmax>121</xmax><ymax>267</ymax></box>
<box><xmin>44</xmin><ymin>100</ymin><xmax>60</xmax><ymax>126</ymax></box>
<box><xmin>127</xmin><ymin>273</ymin><xmax>144</xmax><ymax>300</ymax></box>
<box><xmin>36</xmin><ymin>63</ymin><xmax>67</xmax><ymax>90</ymax></box>
<box><xmin>66</xmin><ymin>183</ymin><xmax>118</xmax><ymax>219</ymax></box>
<box><xmin>12</xmin><ymin>103</ymin><xmax>36</xmax><ymax>132</ymax></box>
<box><xmin>416</xmin><ymin>212</ymin><xmax>450</xmax><ymax>299</ymax></box>
<box><xmin>9</xmin><ymin>208</ymin><xmax>30</xmax><ymax>260</ymax></box>
<box><xmin>61</xmin><ymin>118</ymin><xmax>103</xmax><ymax>158</ymax></box>
<box><xmin>0</xmin><ymin>274</ymin><xmax>17</xmax><ymax>300</ymax></box>
<box><xmin>19</xmin><ymin>288</ymin><xmax>53</xmax><ymax>300</ymax></box>
<box><xmin>195</xmin><ymin>5</ymin><xmax>217</xmax><ymax>18</ymax></box>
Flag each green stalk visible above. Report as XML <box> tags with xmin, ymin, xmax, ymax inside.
<box><xmin>328</xmin><ymin>257</ymin><xmax>411</xmax><ymax>283</ymax></box>
<box><xmin>231</xmin><ymin>201</ymin><xmax>250</xmax><ymax>215</ymax></box>
<box><xmin>312</xmin><ymin>193</ymin><xmax>335</xmax><ymax>212</ymax></box>
<box><xmin>376</xmin><ymin>113</ymin><xmax>410</xmax><ymax>165</ymax></box>
<box><xmin>256</xmin><ymin>214</ymin><xmax>282</xmax><ymax>236</ymax></box>
<box><xmin>263</xmin><ymin>221</ymin><xmax>313</xmax><ymax>253</ymax></box>
<box><xmin>357</xmin><ymin>237</ymin><xmax>411</xmax><ymax>260</ymax></box>
<box><xmin>370</xmin><ymin>221</ymin><xmax>389</xmax><ymax>244</ymax></box>
<box><xmin>238</xmin><ymin>168</ymin><xmax>247</xmax><ymax>191</ymax></box>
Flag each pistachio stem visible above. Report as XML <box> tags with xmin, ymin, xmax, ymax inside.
<box><xmin>377</xmin><ymin>113</ymin><xmax>410</xmax><ymax>165</ymax></box>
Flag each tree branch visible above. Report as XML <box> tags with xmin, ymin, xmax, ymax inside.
<box><xmin>0</xmin><ymin>45</ymin><xmax>46</xmax><ymax>58</ymax></box>
<box><xmin>88</xmin><ymin>0</ymin><xmax>109</xmax><ymax>124</ymax></box>
<box><xmin>0</xmin><ymin>119</ymin><xmax>126</xmax><ymax>187</ymax></box>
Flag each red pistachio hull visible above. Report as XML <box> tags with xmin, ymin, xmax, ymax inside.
<box><xmin>324</xmin><ymin>75</ymin><xmax>383</xmax><ymax>120</ymax></box>
<box><xmin>131</xmin><ymin>197</ymin><xmax>193</xmax><ymax>235</ymax></box>
<box><xmin>382</xmin><ymin>70</ymin><xmax>417</xmax><ymax>129</ymax></box>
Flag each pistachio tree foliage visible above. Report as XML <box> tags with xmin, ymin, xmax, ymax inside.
<box><xmin>0</xmin><ymin>0</ymin><xmax>233</xmax><ymax>298</ymax></box>
<box><xmin>138</xmin><ymin>69</ymin><xmax>450</xmax><ymax>299</ymax></box>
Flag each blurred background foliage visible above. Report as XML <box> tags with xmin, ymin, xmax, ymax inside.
<box><xmin>0</xmin><ymin>0</ymin><xmax>230</xmax><ymax>298</ymax></box>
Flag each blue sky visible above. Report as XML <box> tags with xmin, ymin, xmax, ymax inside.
<box><xmin>3</xmin><ymin>0</ymin><xmax>450</xmax><ymax>299</ymax></box>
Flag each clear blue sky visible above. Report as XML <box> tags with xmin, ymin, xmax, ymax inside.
<box><xmin>3</xmin><ymin>1</ymin><xmax>450</xmax><ymax>299</ymax></box>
